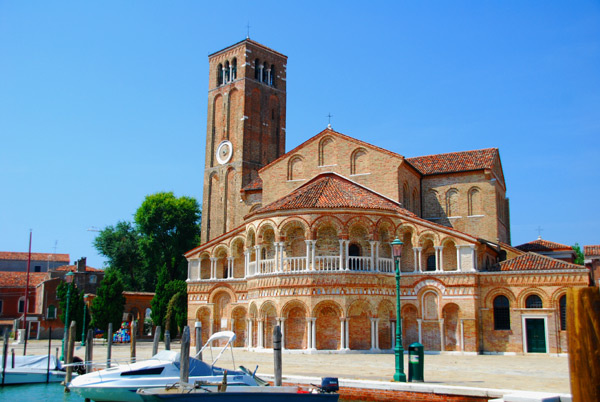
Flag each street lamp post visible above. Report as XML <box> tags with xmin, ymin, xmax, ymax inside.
<box><xmin>391</xmin><ymin>238</ymin><xmax>406</xmax><ymax>382</ymax></box>
<box><xmin>60</xmin><ymin>271</ymin><xmax>75</xmax><ymax>361</ymax></box>
<box><xmin>81</xmin><ymin>302</ymin><xmax>87</xmax><ymax>346</ymax></box>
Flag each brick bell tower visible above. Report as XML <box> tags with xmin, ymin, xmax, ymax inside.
<box><xmin>201</xmin><ymin>39</ymin><xmax>287</xmax><ymax>242</ymax></box>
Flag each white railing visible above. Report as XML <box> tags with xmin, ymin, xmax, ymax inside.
<box><xmin>378</xmin><ymin>258</ymin><xmax>394</xmax><ymax>273</ymax></box>
<box><xmin>348</xmin><ymin>256</ymin><xmax>371</xmax><ymax>271</ymax></box>
<box><xmin>248</xmin><ymin>261</ymin><xmax>257</xmax><ymax>277</ymax></box>
<box><xmin>284</xmin><ymin>257</ymin><xmax>306</xmax><ymax>272</ymax></box>
<box><xmin>314</xmin><ymin>256</ymin><xmax>340</xmax><ymax>271</ymax></box>
<box><xmin>259</xmin><ymin>259</ymin><xmax>275</xmax><ymax>274</ymax></box>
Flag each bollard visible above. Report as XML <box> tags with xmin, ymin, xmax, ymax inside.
<box><xmin>64</xmin><ymin>321</ymin><xmax>76</xmax><ymax>391</ymax></box>
<box><xmin>11</xmin><ymin>349</ymin><xmax>14</xmax><ymax>368</ymax></box>
<box><xmin>165</xmin><ymin>330</ymin><xmax>171</xmax><ymax>351</ymax></box>
<box><xmin>2</xmin><ymin>328</ymin><xmax>9</xmax><ymax>386</ymax></box>
<box><xmin>195</xmin><ymin>321</ymin><xmax>202</xmax><ymax>360</ymax></box>
<box><xmin>180</xmin><ymin>326</ymin><xmax>190</xmax><ymax>384</ymax></box>
<box><xmin>273</xmin><ymin>325</ymin><xmax>282</xmax><ymax>386</ymax></box>
<box><xmin>130</xmin><ymin>321</ymin><xmax>137</xmax><ymax>363</ymax></box>
<box><xmin>152</xmin><ymin>326</ymin><xmax>161</xmax><ymax>356</ymax></box>
<box><xmin>408</xmin><ymin>342</ymin><xmax>424</xmax><ymax>382</ymax></box>
<box><xmin>107</xmin><ymin>323</ymin><xmax>113</xmax><ymax>368</ymax></box>
<box><xmin>85</xmin><ymin>329</ymin><xmax>93</xmax><ymax>374</ymax></box>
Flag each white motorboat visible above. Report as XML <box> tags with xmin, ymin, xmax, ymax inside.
<box><xmin>0</xmin><ymin>354</ymin><xmax>67</xmax><ymax>385</ymax></box>
<box><xmin>68</xmin><ymin>331</ymin><xmax>259</xmax><ymax>402</ymax></box>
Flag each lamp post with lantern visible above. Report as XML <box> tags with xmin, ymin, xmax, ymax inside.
<box><xmin>391</xmin><ymin>238</ymin><xmax>407</xmax><ymax>382</ymax></box>
<box><xmin>60</xmin><ymin>271</ymin><xmax>75</xmax><ymax>361</ymax></box>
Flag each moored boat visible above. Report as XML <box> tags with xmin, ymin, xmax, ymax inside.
<box><xmin>0</xmin><ymin>354</ymin><xmax>67</xmax><ymax>385</ymax></box>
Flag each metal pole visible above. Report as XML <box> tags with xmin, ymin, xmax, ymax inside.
<box><xmin>393</xmin><ymin>256</ymin><xmax>406</xmax><ymax>382</ymax></box>
<box><xmin>195</xmin><ymin>321</ymin><xmax>202</xmax><ymax>360</ymax></box>
<box><xmin>81</xmin><ymin>303</ymin><xmax>87</xmax><ymax>346</ymax></box>
<box><xmin>46</xmin><ymin>327</ymin><xmax>52</xmax><ymax>383</ymax></box>
<box><xmin>23</xmin><ymin>230</ymin><xmax>32</xmax><ymax>356</ymax></box>
<box><xmin>85</xmin><ymin>329</ymin><xmax>93</xmax><ymax>374</ymax></box>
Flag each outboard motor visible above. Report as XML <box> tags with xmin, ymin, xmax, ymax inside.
<box><xmin>320</xmin><ymin>377</ymin><xmax>339</xmax><ymax>393</ymax></box>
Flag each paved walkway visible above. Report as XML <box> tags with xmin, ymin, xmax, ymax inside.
<box><xmin>15</xmin><ymin>340</ymin><xmax>570</xmax><ymax>394</ymax></box>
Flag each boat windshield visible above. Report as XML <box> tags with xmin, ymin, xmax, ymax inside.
<box><xmin>150</xmin><ymin>350</ymin><xmax>180</xmax><ymax>362</ymax></box>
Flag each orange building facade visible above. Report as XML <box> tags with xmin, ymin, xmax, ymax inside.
<box><xmin>185</xmin><ymin>39</ymin><xmax>588</xmax><ymax>354</ymax></box>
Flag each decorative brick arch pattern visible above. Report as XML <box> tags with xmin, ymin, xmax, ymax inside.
<box><xmin>311</xmin><ymin>216</ymin><xmax>344</xmax><ymax>240</ymax></box>
<box><xmin>259</xmin><ymin>301</ymin><xmax>278</xmax><ymax>348</ymax></box>
<box><xmin>195</xmin><ymin>307</ymin><xmax>211</xmax><ymax>345</ymax></box>
<box><xmin>282</xmin><ymin>299</ymin><xmax>308</xmax><ymax>349</ymax></box>
<box><xmin>347</xmin><ymin>299</ymin><xmax>373</xmax><ymax>350</ymax></box>
<box><xmin>313</xmin><ymin>300</ymin><xmax>343</xmax><ymax>350</ymax></box>
<box><xmin>420</xmin><ymin>290</ymin><xmax>441</xmax><ymax>350</ymax></box>
<box><xmin>231</xmin><ymin>306</ymin><xmax>247</xmax><ymax>347</ymax></box>
<box><xmin>402</xmin><ymin>303</ymin><xmax>419</xmax><ymax>349</ymax></box>
<box><xmin>518</xmin><ymin>288</ymin><xmax>548</xmax><ymax>309</ymax></box>
<box><xmin>442</xmin><ymin>303</ymin><xmax>460</xmax><ymax>351</ymax></box>
<box><xmin>377</xmin><ymin>300</ymin><xmax>395</xmax><ymax>349</ymax></box>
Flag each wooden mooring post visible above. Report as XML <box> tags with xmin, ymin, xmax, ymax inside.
<box><xmin>107</xmin><ymin>323</ymin><xmax>113</xmax><ymax>368</ymax></box>
<box><xmin>567</xmin><ymin>286</ymin><xmax>600</xmax><ymax>402</ymax></box>
<box><xmin>85</xmin><ymin>329</ymin><xmax>93</xmax><ymax>374</ymax></box>
<box><xmin>130</xmin><ymin>321</ymin><xmax>137</xmax><ymax>363</ymax></box>
<box><xmin>165</xmin><ymin>330</ymin><xmax>171</xmax><ymax>350</ymax></box>
<box><xmin>1</xmin><ymin>328</ymin><xmax>9</xmax><ymax>386</ymax></box>
<box><xmin>273</xmin><ymin>325</ymin><xmax>282</xmax><ymax>386</ymax></box>
<box><xmin>180</xmin><ymin>326</ymin><xmax>190</xmax><ymax>384</ymax></box>
<box><xmin>152</xmin><ymin>326</ymin><xmax>161</xmax><ymax>356</ymax></box>
<box><xmin>64</xmin><ymin>321</ymin><xmax>76</xmax><ymax>392</ymax></box>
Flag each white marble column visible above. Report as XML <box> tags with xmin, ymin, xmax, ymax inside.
<box><xmin>210</xmin><ymin>257</ymin><xmax>217</xmax><ymax>279</ymax></box>
<box><xmin>470</xmin><ymin>245</ymin><xmax>476</xmax><ymax>271</ymax></box>
<box><xmin>274</xmin><ymin>242</ymin><xmax>279</xmax><ymax>272</ymax></box>
<box><xmin>227</xmin><ymin>257</ymin><xmax>234</xmax><ymax>278</ymax></box>
<box><xmin>370</xmin><ymin>318</ymin><xmax>380</xmax><ymax>350</ymax></box>
<box><xmin>310</xmin><ymin>318</ymin><xmax>317</xmax><ymax>350</ymax></box>
<box><xmin>434</xmin><ymin>246</ymin><xmax>443</xmax><ymax>272</ymax></box>
<box><xmin>439</xmin><ymin>246</ymin><xmax>444</xmax><ymax>271</ymax></box>
<box><xmin>456</xmin><ymin>245</ymin><xmax>461</xmax><ymax>271</ymax></box>
<box><xmin>413</xmin><ymin>248</ymin><xmax>419</xmax><ymax>272</ymax></box>
<box><xmin>258</xmin><ymin>320</ymin><xmax>264</xmax><ymax>348</ymax></box>
<box><xmin>345</xmin><ymin>240</ymin><xmax>350</xmax><ymax>271</ymax></box>
<box><xmin>310</xmin><ymin>241</ymin><xmax>316</xmax><ymax>270</ymax></box>
<box><xmin>306</xmin><ymin>319</ymin><xmax>312</xmax><ymax>349</ymax></box>
<box><xmin>243</xmin><ymin>250</ymin><xmax>250</xmax><ymax>278</ymax></box>
<box><xmin>339</xmin><ymin>240</ymin><xmax>345</xmax><ymax>270</ymax></box>
<box><xmin>255</xmin><ymin>245</ymin><xmax>262</xmax><ymax>274</ymax></box>
<box><xmin>370</xmin><ymin>241</ymin><xmax>377</xmax><ymax>272</ymax></box>
<box><xmin>187</xmin><ymin>261</ymin><xmax>191</xmax><ymax>281</ymax></box>
<box><xmin>279</xmin><ymin>243</ymin><xmax>285</xmax><ymax>272</ymax></box>
<box><xmin>339</xmin><ymin>318</ymin><xmax>346</xmax><ymax>350</ymax></box>
<box><xmin>247</xmin><ymin>319</ymin><xmax>253</xmax><ymax>348</ymax></box>
<box><xmin>460</xmin><ymin>319</ymin><xmax>465</xmax><ymax>352</ymax></box>
<box><xmin>417</xmin><ymin>318</ymin><xmax>422</xmax><ymax>344</ymax></box>
<box><xmin>305</xmin><ymin>240</ymin><xmax>312</xmax><ymax>271</ymax></box>
<box><xmin>345</xmin><ymin>319</ymin><xmax>350</xmax><ymax>350</ymax></box>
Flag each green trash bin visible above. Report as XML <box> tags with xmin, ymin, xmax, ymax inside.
<box><xmin>408</xmin><ymin>342</ymin><xmax>424</xmax><ymax>382</ymax></box>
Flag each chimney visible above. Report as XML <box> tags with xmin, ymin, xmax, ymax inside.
<box><xmin>77</xmin><ymin>257</ymin><xmax>86</xmax><ymax>273</ymax></box>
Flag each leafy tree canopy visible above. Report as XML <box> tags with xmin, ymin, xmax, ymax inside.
<box><xmin>151</xmin><ymin>265</ymin><xmax>187</xmax><ymax>338</ymax></box>
<box><xmin>573</xmin><ymin>243</ymin><xmax>584</xmax><ymax>265</ymax></box>
<box><xmin>57</xmin><ymin>280</ymin><xmax>90</xmax><ymax>342</ymax></box>
<box><xmin>94</xmin><ymin>221</ymin><xmax>146</xmax><ymax>290</ymax></box>
<box><xmin>135</xmin><ymin>192</ymin><xmax>201</xmax><ymax>282</ymax></box>
<box><xmin>90</xmin><ymin>268</ymin><xmax>126</xmax><ymax>335</ymax></box>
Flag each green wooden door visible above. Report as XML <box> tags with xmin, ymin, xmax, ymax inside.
<box><xmin>525</xmin><ymin>318</ymin><xmax>546</xmax><ymax>353</ymax></box>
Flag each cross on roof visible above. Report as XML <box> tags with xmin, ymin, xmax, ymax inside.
<box><xmin>536</xmin><ymin>226</ymin><xmax>544</xmax><ymax>239</ymax></box>
<box><xmin>327</xmin><ymin>112</ymin><xmax>333</xmax><ymax>129</ymax></box>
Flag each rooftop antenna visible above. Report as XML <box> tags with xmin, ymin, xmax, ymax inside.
<box><xmin>87</xmin><ymin>226</ymin><xmax>101</xmax><ymax>232</ymax></box>
<box><xmin>52</xmin><ymin>240</ymin><xmax>58</xmax><ymax>254</ymax></box>
<box><xmin>246</xmin><ymin>22</ymin><xmax>250</xmax><ymax>39</ymax></box>
<box><xmin>536</xmin><ymin>226</ymin><xmax>543</xmax><ymax>240</ymax></box>
<box><xmin>327</xmin><ymin>112</ymin><xmax>333</xmax><ymax>129</ymax></box>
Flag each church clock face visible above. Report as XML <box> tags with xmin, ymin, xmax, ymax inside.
<box><xmin>216</xmin><ymin>140</ymin><xmax>233</xmax><ymax>164</ymax></box>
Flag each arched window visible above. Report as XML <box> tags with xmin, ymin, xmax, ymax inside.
<box><xmin>231</xmin><ymin>58</ymin><xmax>237</xmax><ymax>80</ymax></box>
<box><xmin>262</xmin><ymin>62</ymin><xmax>269</xmax><ymax>83</ymax></box>
<box><xmin>319</xmin><ymin>137</ymin><xmax>335</xmax><ymax>166</ymax></box>
<box><xmin>559</xmin><ymin>295</ymin><xmax>566</xmax><ymax>331</ymax></box>
<box><xmin>224</xmin><ymin>61</ymin><xmax>230</xmax><ymax>83</ymax></box>
<box><xmin>427</xmin><ymin>190</ymin><xmax>441</xmax><ymax>218</ymax></box>
<box><xmin>468</xmin><ymin>187</ymin><xmax>482</xmax><ymax>216</ymax></box>
<box><xmin>270</xmin><ymin>64</ymin><xmax>275</xmax><ymax>86</ymax></box>
<box><xmin>217</xmin><ymin>63</ymin><xmax>224</xmax><ymax>86</ymax></box>
<box><xmin>287</xmin><ymin>156</ymin><xmax>304</xmax><ymax>180</ymax></box>
<box><xmin>254</xmin><ymin>59</ymin><xmax>260</xmax><ymax>80</ymax></box>
<box><xmin>446</xmin><ymin>189</ymin><xmax>459</xmax><ymax>217</ymax></box>
<box><xmin>47</xmin><ymin>305</ymin><xmax>56</xmax><ymax>319</ymax></box>
<box><xmin>426</xmin><ymin>255</ymin><xmax>436</xmax><ymax>271</ymax></box>
<box><xmin>526</xmin><ymin>294</ymin><xmax>543</xmax><ymax>309</ymax></box>
<box><xmin>493</xmin><ymin>295</ymin><xmax>510</xmax><ymax>330</ymax></box>
<box><xmin>350</xmin><ymin>148</ymin><xmax>367</xmax><ymax>175</ymax></box>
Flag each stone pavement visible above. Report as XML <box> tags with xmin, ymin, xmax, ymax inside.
<box><xmin>16</xmin><ymin>339</ymin><xmax>570</xmax><ymax>394</ymax></box>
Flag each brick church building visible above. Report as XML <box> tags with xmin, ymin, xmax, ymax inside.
<box><xmin>184</xmin><ymin>39</ymin><xmax>588</xmax><ymax>354</ymax></box>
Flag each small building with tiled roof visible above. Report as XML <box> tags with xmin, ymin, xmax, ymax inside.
<box><xmin>515</xmin><ymin>237</ymin><xmax>576</xmax><ymax>263</ymax></box>
<box><xmin>0</xmin><ymin>251</ymin><xmax>70</xmax><ymax>273</ymax></box>
<box><xmin>584</xmin><ymin>245</ymin><xmax>600</xmax><ymax>287</ymax></box>
<box><xmin>184</xmin><ymin>37</ymin><xmax>589</xmax><ymax>355</ymax></box>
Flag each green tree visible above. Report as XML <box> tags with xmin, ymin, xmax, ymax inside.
<box><xmin>135</xmin><ymin>192</ymin><xmax>201</xmax><ymax>283</ymax></box>
<box><xmin>57</xmin><ymin>281</ymin><xmax>90</xmax><ymax>342</ymax></box>
<box><xmin>151</xmin><ymin>265</ymin><xmax>187</xmax><ymax>337</ymax></box>
<box><xmin>93</xmin><ymin>221</ymin><xmax>146</xmax><ymax>291</ymax></box>
<box><xmin>573</xmin><ymin>243</ymin><xmax>585</xmax><ymax>265</ymax></box>
<box><xmin>90</xmin><ymin>268</ymin><xmax>126</xmax><ymax>335</ymax></box>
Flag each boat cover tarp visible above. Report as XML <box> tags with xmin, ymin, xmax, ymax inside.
<box><xmin>2</xmin><ymin>355</ymin><xmax>61</xmax><ymax>370</ymax></box>
<box><xmin>174</xmin><ymin>357</ymin><xmax>213</xmax><ymax>376</ymax></box>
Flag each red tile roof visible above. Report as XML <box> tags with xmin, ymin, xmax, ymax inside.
<box><xmin>0</xmin><ymin>272</ymin><xmax>48</xmax><ymax>287</ymax></box>
<box><xmin>241</xmin><ymin>177</ymin><xmax>263</xmax><ymax>192</ymax></box>
<box><xmin>54</xmin><ymin>265</ymin><xmax>103</xmax><ymax>272</ymax></box>
<box><xmin>514</xmin><ymin>238</ymin><xmax>573</xmax><ymax>252</ymax></box>
<box><xmin>250</xmin><ymin>172</ymin><xmax>415</xmax><ymax>216</ymax></box>
<box><xmin>584</xmin><ymin>245</ymin><xmax>600</xmax><ymax>257</ymax></box>
<box><xmin>0</xmin><ymin>252</ymin><xmax>70</xmax><ymax>262</ymax></box>
<box><xmin>406</xmin><ymin>148</ymin><xmax>498</xmax><ymax>175</ymax></box>
<box><xmin>494</xmin><ymin>252</ymin><xmax>584</xmax><ymax>272</ymax></box>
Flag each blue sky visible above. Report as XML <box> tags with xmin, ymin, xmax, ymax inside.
<box><xmin>1</xmin><ymin>1</ymin><xmax>599</xmax><ymax>268</ymax></box>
